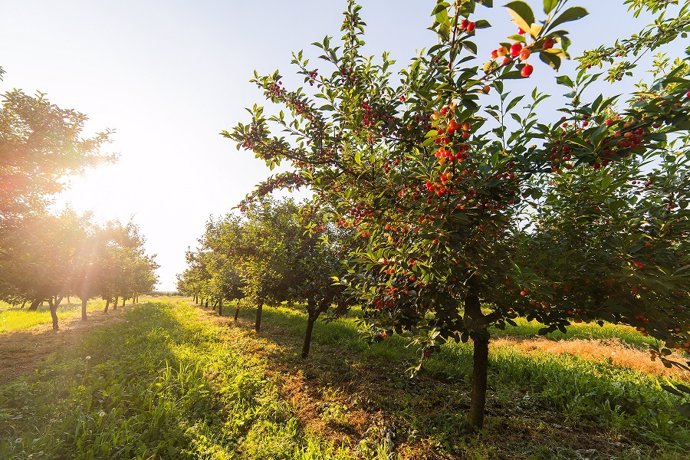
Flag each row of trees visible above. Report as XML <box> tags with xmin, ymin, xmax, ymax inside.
<box><xmin>224</xmin><ymin>0</ymin><xmax>690</xmax><ymax>429</ymax></box>
<box><xmin>0</xmin><ymin>65</ymin><xmax>158</xmax><ymax>329</ymax></box>
<box><xmin>0</xmin><ymin>212</ymin><xmax>158</xmax><ymax>329</ymax></box>
<box><xmin>177</xmin><ymin>198</ymin><xmax>349</xmax><ymax>358</ymax></box>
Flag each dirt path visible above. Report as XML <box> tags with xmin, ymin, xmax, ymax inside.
<box><xmin>0</xmin><ymin>307</ymin><xmax>128</xmax><ymax>382</ymax></box>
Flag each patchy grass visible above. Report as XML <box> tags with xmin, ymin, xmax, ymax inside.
<box><xmin>0</xmin><ymin>297</ymin><xmax>156</xmax><ymax>333</ymax></box>
<box><xmin>490</xmin><ymin>316</ymin><xmax>659</xmax><ymax>350</ymax></box>
<box><xmin>221</xmin><ymin>302</ymin><xmax>690</xmax><ymax>459</ymax></box>
<box><xmin>0</xmin><ymin>300</ymin><xmax>352</xmax><ymax>459</ymax></box>
<box><xmin>2</xmin><ymin>299</ymin><xmax>688</xmax><ymax>459</ymax></box>
<box><xmin>0</xmin><ymin>299</ymin><xmax>110</xmax><ymax>333</ymax></box>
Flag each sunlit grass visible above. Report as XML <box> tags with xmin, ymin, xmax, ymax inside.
<box><xmin>2</xmin><ymin>298</ymin><xmax>687</xmax><ymax>458</ymax></box>
<box><xmin>490</xmin><ymin>316</ymin><xmax>659</xmax><ymax>349</ymax></box>
<box><xmin>1</xmin><ymin>298</ymin><xmax>117</xmax><ymax>333</ymax></box>
<box><xmin>0</xmin><ymin>299</ymin><xmax>352</xmax><ymax>459</ymax></box>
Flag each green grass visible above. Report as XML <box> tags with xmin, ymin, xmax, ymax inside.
<box><xmin>0</xmin><ymin>299</ymin><xmax>110</xmax><ymax>333</ymax></box>
<box><xmin>0</xmin><ymin>299</ymin><xmax>353</xmax><ymax>459</ymax></box>
<box><xmin>1</xmin><ymin>299</ymin><xmax>688</xmax><ymax>459</ymax></box>
<box><xmin>228</xmin><ymin>303</ymin><xmax>690</xmax><ymax>458</ymax></box>
<box><xmin>489</xmin><ymin>316</ymin><xmax>659</xmax><ymax>349</ymax></box>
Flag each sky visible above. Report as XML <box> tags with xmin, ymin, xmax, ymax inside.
<box><xmin>0</xmin><ymin>1</ymin><xmax>670</xmax><ymax>290</ymax></box>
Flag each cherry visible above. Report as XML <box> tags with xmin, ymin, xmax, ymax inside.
<box><xmin>482</xmin><ymin>85</ymin><xmax>490</xmax><ymax>94</ymax></box>
<box><xmin>467</xmin><ymin>21</ymin><xmax>476</xmax><ymax>33</ymax></box>
<box><xmin>518</xmin><ymin>27</ymin><xmax>525</xmax><ymax>35</ymax></box>
<box><xmin>502</xmin><ymin>56</ymin><xmax>512</xmax><ymax>66</ymax></box>
<box><xmin>519</xmin><ymin>49</ymin><xmax>531</xmax><ymax>61</ymax></box>
<box><xmin>510</xmin><ymin>42</ymin><xmax>522</xmax><ymax>57</ymax></box>
<box><xmin>520</xmin><ymin>64</ymin><xmax>533</xmax><ymax>77</ymax></box>
<box><xmin>460</xmin><ymin>19</ymin><xmax>469</xmax><ymax>30</ymax></box>
<box><xmin>543</xmin><ymin>38</ymin><xmax>555</xmax><ymax>50</ymax></box>
<box><xmin>490</xmin><ymin>49</ymin><xmax>498</xmax><ymax>59</ymax></box>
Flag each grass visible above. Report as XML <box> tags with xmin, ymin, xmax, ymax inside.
<box><xmin>1</xmin><ymin>298</ymin><xmax>688</xmax><ymax>459</ymax></box>
<box><xmin>227</xmin><ymin>303</ymin><xmax>690</xmax><ymax>458</ymax></box>
<box><xmin>0</xmin><ymin>298</ymin><xmax>112</xmax><ymax>333</ymax></box>
<box><xmin>0</xmin><ymin>299</ymin><xmax>352</xmax><ymax>459</ymax></box>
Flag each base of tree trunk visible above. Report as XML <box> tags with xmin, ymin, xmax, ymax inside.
<box><xmin>301</xmin><ymin>316</ymin><xmax>316</xmax><ymax>358</ymax></box>
<box><xmin>468</xmin><ymin>333</ymin><xmax>490</xmax><ymax>429</ymax></box>
<box><xmin>255</xmin><ymin>303</ymin><xmax>263</xmax><ymax>332</ymax></box>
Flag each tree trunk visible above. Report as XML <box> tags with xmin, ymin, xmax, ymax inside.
<box><xmin>302</xmin><ymin>314</ymin><xmax>317</xmax><ymax>359</ymax></box>
<box><xmin>255</xmin><ymin>302</ymin><xmax>263</xmax><ymax>332</ymax></box>
<box><xmin>113</xmin><ymin>296</ymin><xmax>118</xmax><ymax>310</ymax></box>
<box><xmin>464</xmin><ymin>287</ymin><xmax>491</xmax><ymax>430</ymax></box>
<box><xmin>122</xmin><ymin>297</ymin><xmax>126</xmax><ymax>307</ymax></box>
<box><xmin>81</xmin><ymin>298</ymin><xmax>88</xmax><ymax>321</ymax></box>
<box><xmin>234</xmin><ymin>302</ymin><xmax>241</xmax><ymax>321</ymax></box>
<box><xmin>104</xmin><ymin>298</ymin><xmax>110</xmax><ymax>313</ymax></box>
<box><xmin>205</xmin><ymin>299</ymin><xmax>209</xmax><ymax>308</ymax></box>
<box><xmin>21</xmin><ymin>301</ymin><xmax>26</xmax><ymax>309</ymax></box>
<box><xmin>48</xmin><ymin>298</ymin><xmax>59</xmax><ymax>330</ymax></box>
<box><xmin>28</xmin><ymin>299</ymin><xmax>41</xmax><ymax>311</ymax></box>
<box><xmin>468</xmin><ymin>333</ymin><xmax>489</xmax><ymax>429</ymax></box>
<box><xmin>218</xmin><ymin>300</ymin><xmax>223</xmax><ymax>316</ymax></box>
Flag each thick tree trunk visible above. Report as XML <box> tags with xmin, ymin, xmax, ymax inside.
<box><xmin>301</xmin><ymin>315</ymin><xmax>317</xmax><ymax>359</ymax></box>
<box><xmin>48</xmin><ymin>299</ymin><xmax>59</xmax><ymax>330</ymax></box>
<box><xmin>234</xmin><ymin>302</ymin><xmax>240</xmax><ymax>321</ymax></box>
<box><xmin>81</xmin><ymin>298</ymin><xmax>88</xmax><ymax>321</ymax></box>
<box><xmin>67</xmin><ymin>296</ymin><xmax>71</xmax><ymax>304</ymax></box>
<box><xmin>255</xmin><ymin>302</ymin><xmax>263</xmax><ymax>332</ymax></box>
<box><xmin>28</xmin><ymin>299</ymin><xmax>41</xmax><ymax>311</ymax></box>
<box><xmin>218</xmin><ymin>300</ymin><xmax>223</xmax><ymax>316</ymax></box>
<box><xmin>122</xmin><ymin>297</ymin><xmax>126</xmax><ymax>307</ymax></box>
<box><xmin>205</xmin><ymin>299</ymin><xmax>209</xmax><ymax>308</ymax></box>
<box><xmin>104</xmin><ymin>298</ymin><xmax>110</xmax><ymax>313</ymax></box>
<box><xmin>113</xmin><ymin>296</ymin><xmax>118</xmax><ymax>310</ymax></box>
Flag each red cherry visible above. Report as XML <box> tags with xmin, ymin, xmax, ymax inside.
<box><xmin>490</xmin><ymin>49</ymin><xmax>498</xmax><ymax>59</ymax></box>
<box><xmin>460</xmin><ymin>19</ymin><xmax>469</xmax><ymax>30</ymax></box>
<box><xmin>519</xmin><ymin>49</ymin><xmax>531</xmax><ymax>61</ymax></box>
<box><xmin>510</xmin><ymin>42</ymin><xmax>522</xmax><ymax>57</ymax></box>
<box><xmin>466</xmin><ymin>21</ymin><xmax>476</xmax><ymax>33</ymax></box>
<box><xmin>520</xmin><ymin>64</ymin><xmax>533</xmax><ymax>77</ymax></box>
<box><xmin>518</xmin><ymin>27</ymin><xmax>525</xmax><ymax>35</ymax></box>
<box><xmin>502</xmin><ymin>56</ymin><xmax>512</xmax><ymax>66</ymax></box>
<box><xmin>543</xmin><ymin>38</ymin><xmax>555</xmax><ymax>50</ymax></box>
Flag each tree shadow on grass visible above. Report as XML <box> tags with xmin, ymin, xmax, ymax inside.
<box><xmin>220</xmin><ymin>303</ymin><xmax>689</xmax><ymax>459</ymax></box>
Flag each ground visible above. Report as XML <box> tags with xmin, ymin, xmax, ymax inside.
<box><xmin>0</xmin><ymin>297</ymin><xmax>688</xmax><ymax>459</ymax></box>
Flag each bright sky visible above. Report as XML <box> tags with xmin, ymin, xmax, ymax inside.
<box><xmin>0</xmin><ymin>1</ymin><xmax>668</xmax><ymax>290</ymax></box>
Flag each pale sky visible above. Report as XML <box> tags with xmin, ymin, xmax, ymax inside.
<box><xmin>0</xmin><ymin>1</ymin><xmax>670</xmax><ymax>290</ymax></box>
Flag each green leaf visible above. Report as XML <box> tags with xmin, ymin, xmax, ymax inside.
<box><xmin>539</xmin><ymin>51</ymin><xmax>562</xmax><ymax>70</ymax></box>
<box><xmin>505</xmin><ymin>1</ymin><xmax>535</xmax><ymax>35</ymax></box>
<box><xmin>549</xmin><ymin>7</ymin><xmax>588</xmax><ymax>31</ymax></box>
<box><xmin>543</xmin><ymin>0</ymin><xmax>558</xmax><ymax>14</ymax></box>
